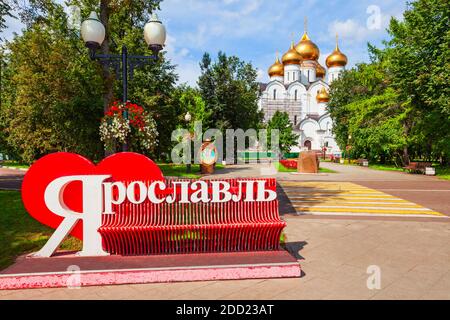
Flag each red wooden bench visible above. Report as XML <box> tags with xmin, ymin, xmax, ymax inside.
<box><xmin>403</xmin><ymin>162</ymin><xmax>432</xmax><ymax>174</ymax></box>
<box><xmin>98</xmin><ymin>178</ymin><xmax>286</xmax><ymax>255</ymax></box>
<box><xmin>356</xmin><ymin>158</ymin><xmax>368</xmax><ymax>166</ymax></box>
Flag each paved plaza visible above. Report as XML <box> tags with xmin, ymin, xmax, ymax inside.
<box><xmin>0</xmin><ymin>162</ymin><xmax>449</xmax><ymax>299</ymax></box>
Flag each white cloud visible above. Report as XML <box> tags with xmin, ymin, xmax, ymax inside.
<box><xmin>256</xmin><ymin>68</ymin><xmax>265</xmax><ymax>82</ymax></box>
<box><xmin>2</xmin><ymin>0</ymin><xmax>408</xmax><ymax>86</ymax></box>
<box><xmin>223</xmin><ymin>0</ymin><xmax>239</xmax><ymax>4</ymax></box>
<box><xmin>328</xmin><ymin>19</ymin><xmax>370</xmax><ymax>43</ymax></box>
<box><xmin>1</xmin><ymin>14</ymin><xmax>24</xmax><ymax>41</ymax></box>
<box><xmin>176</xmin><ymin>61</ymin><xmax>201</xmax><ymax>86</ymax></box>
<box><xmin>165</xmin><ymin>33</ymin><xmax>200</xmax><ymax>86</ymax></box>
<box><xmin>179</xmin><ymin>48</ymin><xmax>190</xmax><ymax>57</ymax></box>
<box><xmin>318</xmin><ymin>53</ymin><xmax>329</xmax><ymax>67</ymax></box>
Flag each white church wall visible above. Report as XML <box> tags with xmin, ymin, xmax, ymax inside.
<box><xmin>318</xmin><ymin>115</ymin><xmax>332</xmax><ymax>133</ymax></box>
<box><xmin>308</xmin><ymin>81</ymin><xmax>329</xmax><ymax>116</ymax></box>
<box><xmin>284</xmin><ymin>64</ymin><xmax>301</xmax><ymax>85</ymax></box>
<box><xmin>270</xmin><ymin>75</ymin><xmax>284</xmax><ymax>82</ymax></box>
<box><xmin>319</xmin><ymin>115</ymin><xmax>341</xmax><ymax>153</ymax></box>
<box><xmin>266</xmin><ymin>81</ymin><xmax>286</xmax><ymax>100</ymax></box>
<box><xmin>300</xmin><ymin>119</ymin><xmax>321</xmax><ymax>150</ymax></box>
<box><xmin>327</xmin><ymin>66</ymin><xmax>344</xmax><ymax>83</ymax></box>
<box><xmin>287</xmin><ymin>82</ymin><xmax>307</xmax><ymax>101</ymax></box>
<box><xmin>317</xmin><ymin>102</ymin><xmax>327</xmax><ymax>115</ymax></box>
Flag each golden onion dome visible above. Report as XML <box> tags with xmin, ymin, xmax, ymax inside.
<box><xmin>316</xmin><ymin>87</ymin><xmax>329</xmax><ymax>103</ymax></box>
<box><xmin>326</xmin><ymin>35</ymin><xmax>348</xmax><ymax>68</ymax></box>
<box><xmin>295</xmin><ymin>32</ymin><xmax>320</xmax><ymax>61</ymax></box>
<box><xmin>282</xmin><ymin>41</ymin><xmax>302</xmax><ymax>65</ymax></box>
<box><xmin>316</xmin><ymin>63</ymin><xmax>326</xmax><ymax>79</ymax></box>
<box><xmin>268</xmin><ymin>54</ymin><xmax>284</xmax><ymax>77</ymax></box>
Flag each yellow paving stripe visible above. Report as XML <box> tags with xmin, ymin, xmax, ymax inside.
<box><xmin>284</xmin><ymin>191</ymin><xmax>387</xmax><ymax>195</ymax></box>
<box><xmin>285</xmin><ymin>194</ymin><xmax>399</xmax><ymax>198</ymax></box>
<box><xmin>289</xmin><ymin>196</ymin><xmax>409</xmax><ymax>202</ymax></box>
<box><xmin>279</xmin><ymin>181</ymin><xmax>447</xmax><ymax>217</ymax></box>
<box><xmin>294</xmin><ymin>207</ymin><xmax>444</xmax><ymax>216</ymax></box>
<box><xmin>291</xmin><ymin>202</ymin><xmax>422</xmax><ymax>208</ymax></box>
<box><xmin>293</xmin><ymin>211</ymin><xmax>448</xmax><ymax>218</ymax></box>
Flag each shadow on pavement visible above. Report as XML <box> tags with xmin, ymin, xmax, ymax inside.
<box><xmin>284</xmin><ymin>240</ymin><xmax>307</xmax><ymax>260</ymax></box>
<box><xmin>283</xmin><ymin>240</ymin><xmax>307</xmax><ymax>278</ymax></box>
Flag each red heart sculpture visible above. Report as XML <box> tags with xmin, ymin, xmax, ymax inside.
<box><xmin>21</xmin><ymin>152</ymin><xmax>164</xmax><ymax>240</ymax></box>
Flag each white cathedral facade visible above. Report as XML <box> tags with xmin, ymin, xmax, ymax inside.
<box><xmin>259</xmin><ymin>29</ymin><xmax>348</xmax><ymax>155</ymax></box>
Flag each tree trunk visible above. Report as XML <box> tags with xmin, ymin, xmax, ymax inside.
<box><xmin>402</xmin><ymin>146</ymin><xmax>410</xmax><ymax>166</ymax></box>
<box><xmin>380</xmin><ymin>153</ymin><xmax>386</xmax><ymax>164</ymax></box>
<box><xmin>402</xmin><ymin>121</ymin><xmax>411</xmax><ymax>166</ymax></box>
<box><xmin>100</xmin><ymin>0</ymin><xmax>114</xmax><ymax>113</ymax></box>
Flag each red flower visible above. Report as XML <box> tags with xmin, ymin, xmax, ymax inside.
<box><xmin>280</xmin><ymin>159</ymin><xmax>298</xmax><ymax>169</ymax></box>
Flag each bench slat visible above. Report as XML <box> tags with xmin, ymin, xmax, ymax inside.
<box><xmin>99</xmin><ymin>178</ymin><xmax>285</xmax><ymax>255</ymax></box>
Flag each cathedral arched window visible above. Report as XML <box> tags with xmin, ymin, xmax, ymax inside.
<box><xmin>294</xmin><ymin>115</ymin><xmax>297</xmax><ymax>125</ymax></box>
<box><xmin>294</xmin><ymin>90</ymin><xmax>298</xmax><ymax>101</ymax></box>
<box><xmin>307</xmin><ymin>70</ymin><xmax>310</xmax><ymax>81</ymax></box>
<box><xmin>273</xmin><ymin>89</ymin><xmax>277</xmax><ymax>100</ymax></box>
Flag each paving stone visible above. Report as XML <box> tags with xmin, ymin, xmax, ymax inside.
<box><xmin>1</xmin><ymin>162</ymin><xmax>449</xmax><ymax>299</ymax></box>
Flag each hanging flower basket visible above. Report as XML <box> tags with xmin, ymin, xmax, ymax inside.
<box><xmin>99</xmin><ymin>101</ymin><xmax>158</xmax><ymax>152</ymax></box>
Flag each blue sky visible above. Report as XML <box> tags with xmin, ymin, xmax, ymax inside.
<box><xmin>2</xmin><ymin>0</ymin><xmax>408</xmax><ymax>86</ymax></box>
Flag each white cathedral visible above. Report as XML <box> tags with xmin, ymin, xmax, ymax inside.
<box><xmin>259</xmin><ymin>26</ymin><xmax>348</xmax><ymax>155</ymax></box>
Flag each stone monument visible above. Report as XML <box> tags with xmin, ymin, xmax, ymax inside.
<box><xmin>297</xmin><ymin>151</ymin><xmax>319</xmax><ymax>173</ymax></box>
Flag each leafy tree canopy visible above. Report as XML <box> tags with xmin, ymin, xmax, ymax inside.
<box><xmin>266</xmin><ymin>111</ymin><xmax>299</xmax><ymax>155</ymax></box>
<box><xmin>328</xmin><ymin>0</ymin><xmax>450</xmax><ymax>165</ymax></box>
<box><xmin>198</xmin><ymin>51</ymin><xmax>263</xmax><ymax>132</ymax></box>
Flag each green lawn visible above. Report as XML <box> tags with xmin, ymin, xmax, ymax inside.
<box><xmin>0</xmin><ymin>190</ymin><xmax>81</xmax><ymax>270</ymax></box>
<box><xmin>1</xmin><ymin>160</ymin><xmax>30</xmax><ymax>169</ymax></box>
<box><xmin>343</xmin><ymin>161</ymin><xmax>450</xmax><ymax>181</ymax></box>
<box><xmin>368</xmin><ymin>163</ymin><xmax>404</xmax><ymax>172</ymax></box>
<box><xmin>0</xmin><ymin>160</ymin><xmax>225</xmax><ymax>179</ymax></box>
<box><xmin>158</xmin><ymin>163</ymin><xmax>224</xmax><ymax>178</ymax></box>
<box><xmin>436</xmin><ymin>167</ymin><xmax>450</xmax><ymax>180</ymax></box>
<box><xmin>367</xmin><ymin>163</ymin><xmax>450</xmax><ymax>180</ymax></box>
<box><xmin>275</xmin><ymin>162</ymin><xmax>336</xmax><ymax>173</ymax></box>
<box><xmin>318</xmin><ymin>167</ymin><xmax>336</xmax><ymax>173</ymax></box>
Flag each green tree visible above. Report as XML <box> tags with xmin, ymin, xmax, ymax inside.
<box><xmin>1</xmin><ymin>4</ymin><xmax>104</xmax><ymax>163</ymax></box>
<box><xmin>67</xmin><ymin>0</ymin><xmax>164</xmax><ymax>112</ymax></box>
<box><xmin>328</xmin><ymin>57</ymin><xmax>391</xmax><ymax>157</ymax></box>
<box><xmin>346</xmin><ymin>89</ymin><xmax>406</xmax><ymax>164</ymax></box>
<box><xmin>329</xmin><ymin>0</ymin><xmax>450</xmax><ymax>165</ymax></box>
<box><xmin>176</xmin><ymin>86</ymin><xmax>211</xmax><ymax>131</ymax></box>
<box><xmin>198</xmin><ymin>51</ymin><xmax>263</xmax><ymax>131</ymax></box>
<box><xmin>1</xmin><ymin>0</ymin><xmax>180</xmax><ymax>162</ymax></box>
<box><xmin>266</xmin><ymin>111</ymin><xmax>298</xmax><ymax>155</ymax></box>
<box><xmin>385</xmin><ymin>0</ymin><xmax>450</xmax><ymax>164</ymax></box>
<box><xmin>71</xmin><ymin>0</ymin><xmax>179</xmax><ymax>160</ymax></box>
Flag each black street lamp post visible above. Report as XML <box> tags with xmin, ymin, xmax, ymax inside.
<box><xmin>347</xmin><ymin>134</ymin><xmax>352</xmax><ymax>165</ymax></box>
<box><xmin>184</xmin><ymin>112</ymin><xmax>192</xmax><ymax>173</ymax></box>
<box><xmin>81</xmin><ymin>11</ymin><xmax>166</xmax><ymax>151</ymax></box>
